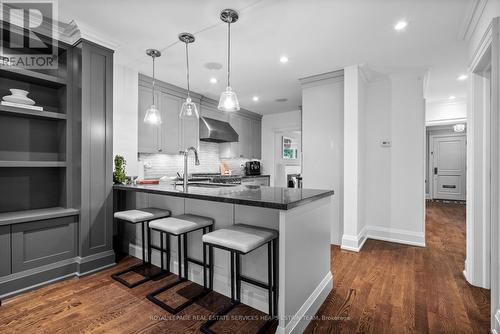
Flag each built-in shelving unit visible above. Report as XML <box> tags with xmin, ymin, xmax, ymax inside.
<box><xmin>0</xmin><ymin>37</ymin><xmax>73</xmax><ymax>218</ymax></box>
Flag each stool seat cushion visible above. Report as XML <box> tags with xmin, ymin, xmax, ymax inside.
<box><xmin>149</xmin><ymin>214</ymin><xmax>214</xmax><ymax>235</ymax></box>
<box><xmin>114</xmin><ymin>208</ymin><xmax>171</xmax><ymax>223</ymax></box>
<box><xmin>202</xmin><ymin>224</ymin><xmax>278</xmax><ymax>254</ymax></box>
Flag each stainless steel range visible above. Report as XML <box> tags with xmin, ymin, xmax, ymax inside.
<box><xmin>191</xmin><ymin>173</ymin><xmax>242</xmax><ymax>185</ymax></box>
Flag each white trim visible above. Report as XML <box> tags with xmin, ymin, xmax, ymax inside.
<box><xmin>426</xmin><ymin>118</ymin><xmax>467</xmax><ymax>127</ymax></box>
<box><xmin>340</xmin><ymin>227</ymin><xmax>367</xmax><ymax>252</ymax></box>
<box><xmin>460</xmin><ymin>0</ymin><xmax>489</xmax><ymax>42</ymax></box>
<box><xmin>366</xmin><ymin>226</ymin><xmax>426</xmax><ymax>247</ymax></box>
<box><xmin>64</xmin><ymin>19</ymin><xmax>119</xmax><ymax>50</ymax></box>
<box><xmin>275</xmin><ymin>272</ymin><xmax>333</xmax><ymax>334</ymax></box>
<box><xmin>299</xmin><ymin>70</ymin><xmax>344</xmax><ymax>87</ymax></box>
<box><xmin>469</xmin><ymin>21</ymin><xmax>493</xmax><ymax>71</ymax></box>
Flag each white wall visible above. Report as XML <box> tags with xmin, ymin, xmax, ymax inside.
<box><xmin>113</xmin><ymin>64</ymin><xmax>139</xmax><ymax>174</ymax></box>
<box><xmin>426</xmin><ymin>99</ymin><xmax>467</xmax><ymax>125</ymax></box>
<box><xmin>261</xmin><ymin>110</ymin><xmax>302</xmax><ymax>186</ymax></box>
<box><xmin>300</xmin><ymin>72</ymin><xmax>344</xmax><ymax>245</ymax></box>
<box><xmin>359</xmin><ymin>72</ymin><xmax>426</xmax><ymax>247</ymax></box>
<box><xmin>361</xmin><ymin>79</ymin><xmax>392</xmax><ymax>239</ymax></box>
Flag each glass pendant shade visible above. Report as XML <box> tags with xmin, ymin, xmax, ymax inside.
<box><xmin>144</xmin><ymin>104</ymin><xmax>162</xmax><ymax>125</ymax></box>
<box><xmin>179</xmin><ymin>97</ymin><xmax>199</xmax><ymax>119</ymax></box>
<box><xmin>218</xmin><ymin>86</ymin><xmax>240</xmax><ymax>112</ymax></box>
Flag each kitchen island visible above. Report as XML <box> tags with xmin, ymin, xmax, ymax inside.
<box><xmin>114</xmin><ymin>183</ymin><xmax>334</xmax><ymax>334</ymax></box>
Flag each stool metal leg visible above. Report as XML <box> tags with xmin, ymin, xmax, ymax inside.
<box><xmin>236</xmin><ymin>253</ymin><xmax>241</xmax><ymax>302</ymax></box>
<box><xmin>166</xmin><ymin>233</ymin><xmax>171</xmax><ymax>272</ymax></box>
<box><xmin>160</xmin><ymin>231</ymin><xmax>164</xmax><ymax>271</ymax></box>
<box><xmin>111</xmin><ymin>220</ymin><xmax>167</xmax><ymax>289</ymax></box>
<box><xmin>147</xmin><ymin>228</ymin><xmax>213</xmax><ymax>315</ymax></box>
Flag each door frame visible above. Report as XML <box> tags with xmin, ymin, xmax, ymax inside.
<box><xmin>428</xmin><ymin>133</ymin><xmax>467</xmax><ymax>200</ymax></box>
<box><xmin>466</xmin><ymin>18</ymin><xmax>496</xmax><ymax>307</ymax></box>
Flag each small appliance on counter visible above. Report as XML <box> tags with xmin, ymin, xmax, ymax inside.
<box><xmin>287</xmin><ymin>174</ymin><xmax>302</xmax><ymax>188</ymax></box>
<box><xmin>245</xmin><ymin>161</ymin><xmax>261</xmax><ymax>176</ymax></box>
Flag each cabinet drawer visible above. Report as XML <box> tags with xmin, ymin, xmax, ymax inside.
<box><xmin>0</xmin><ymin>225</ymin><xmax>11</xmax><ymax>277</ymax></box>
<box><xmin>11</xmin><ymin>216</ymin><xmax>78</xmax><ymax>273</ymax></box>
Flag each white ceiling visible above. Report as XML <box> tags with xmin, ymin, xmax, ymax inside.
<box><xmin>59</xmin><ymin>0</ymin><xmax>471</xmax><ymax>114</ymax></box>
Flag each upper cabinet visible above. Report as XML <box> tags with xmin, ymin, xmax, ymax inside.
<box><xmin>138</xmin><ymin>75</ymin><xmax>200</xmax><ymax>154</ymax></box>
<box><xmin>138</xmin><ymin>74</ymin><xmax>261</xmax><ymax>159</ymax></box>
<box><xmin>219</xmin><ymin>112</ymin><xmax>262</xmax><ymax>159</ymax></box>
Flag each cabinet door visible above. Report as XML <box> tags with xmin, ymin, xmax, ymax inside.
<box><xmin>239</xmin><ymin>116</ymin><xmax>252</xmax><ymax>158</ymax></box>
<box><xmin>138</xmin><ymin>85</ymin><xmax>162</xmax><ymax>153</ymax></box>
<box><xmin>250</xmin><ymin>118</ymin><xmax>262</xmax><ymax>159</ymax></box>
<box><xmin>0</xmin><ymin>225</ymin><xmax>11</xmax><ymax>277</ymax></box>
<box><xmin>200</xmin><ymin>104</ymin><xmax>228</xmax><ymax>122</ymax></box>
<box><xmin>11</xmin><ymin>216</ymin><xmax>77</xmax><ymax>272</ymax></box>
<box><xmin>180</xmin><ymin>101</ymin><xmax>200</xmax><ymax>151</ymax></box>
<box><xmin>161</xmin><ymin>93</ymin><xmax>181</xmax><ymax>154</ymax></box>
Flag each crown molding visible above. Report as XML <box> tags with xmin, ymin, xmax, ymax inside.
<box><xmin>299</xmin><ymin>69</ymin><xmax>344</xmax><ymax>87</ymax></box>
<box><xmin>64</xmin><ymin>20</ymin><xmax>119</xmax><ymax>50</ymax></box>
<box><xmin>468</xmin><ymin>19</ymin><xmax>493</xmax><ymax>72</ymax></box>
<box><xmin>459</xmin><ymin>0</ymin><xmax>489</xmax><ymax>42</ymax></box>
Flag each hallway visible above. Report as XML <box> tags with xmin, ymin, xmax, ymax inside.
<box><xmin>306</xmin><ymin>201</ymin><xmax>490</xmax><ymax>333</ymax></box>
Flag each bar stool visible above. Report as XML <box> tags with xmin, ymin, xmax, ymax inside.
<box><xmin>146</xmin><ymin>214</ymin><xmax>214</xmax><ymax>314</ymax></box>
<box><xmin>111</xmin><ymin>208</ymin><xmax>171</xmax><ymax>288</ymax></box>
<box><xmin>200</xmin><ymin>224</ymin><xmax>278</xmax><ymax>334</ymax></box>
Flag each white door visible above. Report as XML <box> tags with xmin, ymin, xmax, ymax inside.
<box><xmin>431</xmin><ymin>135</ymin><xmax>466</xmax><ymax>200</ymax></box>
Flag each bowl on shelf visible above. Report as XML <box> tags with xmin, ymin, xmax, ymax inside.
<box><xmin>2</xmin><ymin>89</ymin><xmax>36</xmax><ymax>105</ymax></box>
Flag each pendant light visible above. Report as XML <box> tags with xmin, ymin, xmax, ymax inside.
<box><xmin>179</xmin><ymin>33</ymin><xmax>199</xmax><ymax>119</ymax></box>
<box><xmin>218</xmin><ymin>9</ymin><xmax>240</xmax><ymax>112</ymax></box>
<box><xmin>144</xmin><ymin>49</ymin><xmax>162</xmax><ymax>125</ymax></box>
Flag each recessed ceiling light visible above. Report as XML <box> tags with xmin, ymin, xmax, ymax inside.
<box><xmin>457</xmin><ymin>74</ymin><xmax>468</xmax><ymax>81</ymax></box>
<box><xmin>280</xmin><ymin>56</ymin><xmax>288</xmax><ymax>64</ymax></box>
<box><xmin>449</xmin><ymin>95</ymin><xmax>456</xmax><ymax>100</ymax></box>
<box><xmin>209</xmin><ymin>77</ymin><xmax>217</xmax><ymax>84</ymax></box>
<box><xmin>394</xmin><ymin>20</ymin><xmax>408</xmax><ymax>31</ymax></box>
<box><xmin>252</xmin><ymin>96</ymin><xmax>259</xmax><ymax>102</ymax></box>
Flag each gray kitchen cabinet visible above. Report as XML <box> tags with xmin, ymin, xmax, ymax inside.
<box><xmin>220</xmin><ymin>113</ymin><xmax>262</xmax><ymax>159</ymax></box>
<box><xmin>138</xmin><ymin>85</ymin><xmax>162</xmax><ymax>153</ymax></box>
<box><xmin>161</xmin><ymin>93</ymin><xmax>181</xmax><ymax>154</ymax></box>
<box><xmin>242</xmin><ymin>176</ymin><xmax>270</xmax><ymax>186</ymax></box>
<box><xmin>0</xmin><ymin>226</ymin><xmax>11</xmax><ymax>277</ymax></box>
<box><xmin>11</xmin><ymin>216</ymin><xmax>77</xmax><ymax>272</ymax></box>
<box><xmin>180</xmin><ymin>101</ymin><xmax>200</xmax><ymax>151</ymax></box>
<box><xmin>250</xmin><ymin>118</ymin><xmax>262</xmax><ymax>159</ymax></box>
<box><xmin>138</xmin><ymin>76</ymin><xmax>199</xmax><ymax>153</ymax></box>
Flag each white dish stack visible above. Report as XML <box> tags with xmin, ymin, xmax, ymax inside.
<box><xmin>1</xmin><ymin>89</ymin><xmax>43</xmax><ymax>111</ymax></box>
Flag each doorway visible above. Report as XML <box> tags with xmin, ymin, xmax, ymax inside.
<box><xmin>427</xmin><ymin>126</ymin><xmax>467</xmax><ymax>201</ymax></box>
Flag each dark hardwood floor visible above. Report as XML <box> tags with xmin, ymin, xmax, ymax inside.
<box><xmin>0</xmin><ymin>201</ymin><xmax>490</xmax><ymax>333</ymax></box>
<box><xmin>305</xmin><ymin>201</ymin><xmax>490</xmax><ymax>333</ymax></box>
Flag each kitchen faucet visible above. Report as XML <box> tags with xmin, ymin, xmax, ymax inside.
<box><xmin>180</xmin><ymin>147</ymin><xmax>200</xmax><ymax>190</ymax></box>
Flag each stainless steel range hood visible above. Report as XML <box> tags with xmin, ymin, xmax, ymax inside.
<box><xmin>199</xmin><ymin>117</ymin><xmax>239</xmax><ymax>143</ymax></box>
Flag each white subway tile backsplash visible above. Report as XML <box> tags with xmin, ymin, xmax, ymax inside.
<box><xmin>140</xmin><ymin>142</ymin><xmax>251</xmax><ymax>178</ymax></box>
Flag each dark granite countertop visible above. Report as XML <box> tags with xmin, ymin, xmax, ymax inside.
<box><xmin>113</xmin><ymin>183</ymin><xmax>333</xmax><ymax>210</ymax></box>
<box><xmin>240</xmin><ymin>174</ymin><xmax>270</xmax><ymax>179</ymax></box>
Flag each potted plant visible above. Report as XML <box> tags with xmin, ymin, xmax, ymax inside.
<box><xmin>113</xmin><ymin>155</ymin><xmax>127</xmax><ymax>184</ymax></box>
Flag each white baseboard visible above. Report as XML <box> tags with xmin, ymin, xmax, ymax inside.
<box><xmin>366</xmin><ymin>226</ymin><xmax>425</xmax><ymax>247</ymax></box>
<box><xmin>276</xmin><ymin>272</ymin><xmax>333</xmax><ymax>334</ymax></box>
<box><xmin>127</xmin><ymin>243</ymin><xmax>270</xmax><ymax>312</ymax></box>
<box><xmin>340</xmin><ymin>227</ymin><xmax>367</xmax><ymax>252</ymax></box>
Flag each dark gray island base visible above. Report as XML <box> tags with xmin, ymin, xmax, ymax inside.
<box><xmin>115</xmin><ymin>183</ymin><xmax>334</xmax><ymax>334</ymax></box>
<box><xmin>113</xmin><ymin>183</ymin><xmax>333</xmax><ymax>210</ymax></box>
